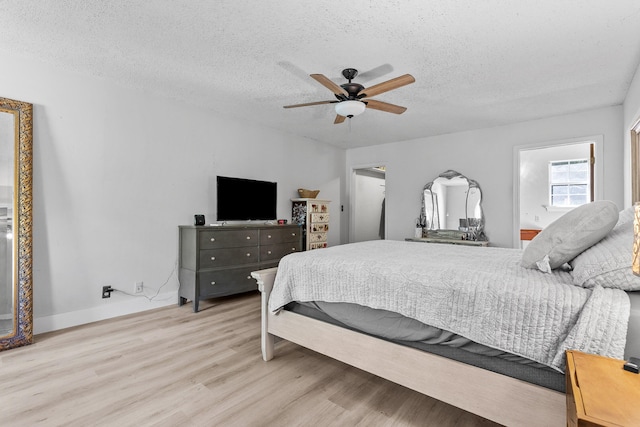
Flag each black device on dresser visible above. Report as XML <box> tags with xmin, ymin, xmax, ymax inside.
<box><xmin>178</xmin><ymin>224</ymin><xmax>302</xmax><ymax>312</ymax></box>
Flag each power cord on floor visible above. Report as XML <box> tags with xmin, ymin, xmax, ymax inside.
<box><xmin>111</xmin><ymin>257</ymin><xmax>179</xmax><ymax>302</ymax></box>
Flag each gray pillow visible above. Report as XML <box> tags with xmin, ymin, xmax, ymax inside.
<box><xmin>570</xmin><ymin>210</ymin><xmax>640</xmax><ymax>290</ymax></box>
<box><xmin>521</xmin><ymin>200</ymin><xmax>619</xmax><ymax>272</ymax></box>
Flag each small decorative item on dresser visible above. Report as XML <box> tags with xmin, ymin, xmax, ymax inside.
<box><xmin>297</xmin><ymin>188</ymin><xmax>320</xmax><ymax>198</ymax></box>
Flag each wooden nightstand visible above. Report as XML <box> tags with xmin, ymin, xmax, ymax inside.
<box><xmin>566</xmin><ymin>350</ymin><xmax>640</xmax><ymax>426</ymax></box>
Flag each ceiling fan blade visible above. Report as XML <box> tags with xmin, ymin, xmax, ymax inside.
<box><xmin>356</xmin><ymin>64</ymin><xmax>394</xmax><ymax>82</ymax></box>
<box><xmin>365</xmin><ymin>99</ymin><xmax>407</xmax><ymax>114</ymax></box>
<box><xmin>310</xmin><ymin>74</ymin><xmax>348</xmax><ymax>97</ymax></box>
<box><xmin>334</xmin><ymin>115</ymin><xmax>346</xmax><ymax>124</ymax></box>
<box><xmin>358</xmin><ymin>74</ymin><xmax>415</xmax><ymax>98</ymax></box>
<box><xmin>283</xmin><ymin>100</ymin><xmax>336</xmax><ymax>109</ymax></box>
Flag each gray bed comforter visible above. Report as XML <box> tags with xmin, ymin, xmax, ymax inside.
<box><xmin>268</xmin><ymin>240</ymin><xmax>630</xmax><ymax>372</ymax></box>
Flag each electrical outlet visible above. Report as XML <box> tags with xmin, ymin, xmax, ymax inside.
<box><xmin>102</xmin><ymin>286</ymin><xmax>113</xmax><ymax>298</ymax></box>
<box><xmin>134</xmin><ymin>281</ymin><xmax>143</xmax><ymax>294</ymax></box>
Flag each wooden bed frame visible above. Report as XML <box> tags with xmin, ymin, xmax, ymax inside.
<box><xmin>252</xmin><ymin>267</ymin><xmax>566</xmax><ymax>427</ymax></box>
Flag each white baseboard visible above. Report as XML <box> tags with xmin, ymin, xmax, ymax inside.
<box><xmin>33</xmin><ymin>290</ymin><xmax>178</xmax><ymax>335</ymax></box>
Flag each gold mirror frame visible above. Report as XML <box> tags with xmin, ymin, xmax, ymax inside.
<box><xmin>0</xmin><ymin>97</ymin><xmax>33</xmax><ymax>351</ymax></box>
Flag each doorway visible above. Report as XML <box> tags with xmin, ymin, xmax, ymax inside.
<box><xmin>514</xmin><ymin>136</ymin><xmax>603</xmax><ymax>248</ymax></box>
<box><xmin>351</xmin><ymin>166</ymin><xmax>386</xmax><ymax>243</ymax></box>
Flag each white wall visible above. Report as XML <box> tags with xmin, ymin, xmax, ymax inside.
<box><xmin>346</xmin><ymin>105</ymin><xmax>624</xmax><ymax>248</ymax></box>
<box><xmin>0</xmin><ymin>52</ymin><xmax>345</xmax><ymax>333</ymax></box>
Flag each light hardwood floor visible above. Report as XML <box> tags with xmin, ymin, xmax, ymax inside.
<box><xmin>0</xmin><ymin>292</ymin><xmax>501</xmax><ymax>426</ymax></box>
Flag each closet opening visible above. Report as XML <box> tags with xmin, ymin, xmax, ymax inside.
<box><xmin>350</xmin><ymin>166</ymin><xmax>386</xmax><ymax>243</ymax></box>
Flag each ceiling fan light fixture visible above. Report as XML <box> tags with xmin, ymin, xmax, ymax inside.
<box><xmin>335</xmin><ymin>100</ymin><xmax>366</xmax><ymax>117</ymax></box>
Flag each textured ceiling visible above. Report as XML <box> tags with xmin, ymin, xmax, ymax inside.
<box><xmin>2</xmin><ymin>1</ymin><xmax>640</xmax><ymax>148</ymax></box>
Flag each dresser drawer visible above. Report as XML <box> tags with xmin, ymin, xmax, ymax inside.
<box><xmin>260</xmin><ymin>227</ymin><xmax>301</xmax><ymax>245</ymax></box>
<box><xmin>199</xmin><ymin>229</ymin><xmax>259</xmax><ymax>249</ymax></box>
<box><xmin>308</xmin><ymin>232</ymin><xmax>327</xmax><ymax>243</ymax></box>
<box><xmin>199</xmin><ymin>247</ymin><xmax>259</xmax><ymax>268</ymax></box>
<box><xmin>261</xmin><ymin>242</ymin><xmax>302</xmax><ymax>261</ymax></box>
<box><xmin>308</xmin><ymin>202</ymin><xmax>329</xmax><ymax>214</ymax></box>
<box><xmin>199</xmin><ymin>267</ymin><xmax>258</xmax><ymax>297</ymax></box>
<box><xmin>310</xmin><ymin>213</ymin><xmax>329</xmax><ymax>223</ymax></box>
<box><xmin>311</xmin><ymin>223</ymin><xmax>329</xmax><ymax>233</ymax></box>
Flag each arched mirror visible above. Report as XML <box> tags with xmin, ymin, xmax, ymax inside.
<box><xmin>0</xmin><ymin>97</ymin><xmax>33</xmax><ymax>351</ymax></box>
<box><xmin>419</xmin><ymin>170</ymin><xmax>487</xmax><ymax>241</ymax></box>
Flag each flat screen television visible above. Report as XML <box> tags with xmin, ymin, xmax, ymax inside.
<box><xmin>216</xmin><ymin>176</ymin><xmax>277</xmax><ymax>221</ymax></box>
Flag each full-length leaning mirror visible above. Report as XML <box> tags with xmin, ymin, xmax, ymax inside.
<box><xmin>0</xmin><ymin>97</ymin><xmax>33</xmax><ymax>351</ymax></box>
<box><xmin>419</xmin><ymin>170</ymin><xmax>487</xmax><ymax>241</ymax></box>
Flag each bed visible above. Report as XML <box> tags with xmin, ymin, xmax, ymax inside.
<box><xmin>251</xmin><ymin>202</ymin><xmax>640</xmax><ymax>426</ymax></box>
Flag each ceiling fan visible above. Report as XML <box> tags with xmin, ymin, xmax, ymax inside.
<box><xmin>283</xmin><ymin>68</ymin><xmax>415</xmax><ymax>124</ymax></box>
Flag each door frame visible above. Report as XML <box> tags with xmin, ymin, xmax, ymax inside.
<box><xmin>512</xmin><ymin>135</ymin><xmax>603</xmax><ymax>248</ymax></box>
<box><xmin>631</xmin><ymin>118</ymin><xmax>640</xmax><ymax>204</ymax></box>
<box><xmin>349</xmin><ymin>162</ymin><xmax>387</xmax><ymax>243</ymax></box>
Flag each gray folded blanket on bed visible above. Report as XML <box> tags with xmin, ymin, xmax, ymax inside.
<box><xmin>268</xmin><ymin>240</ymin><xmax>630</xmax><ymax>372</ymax></box>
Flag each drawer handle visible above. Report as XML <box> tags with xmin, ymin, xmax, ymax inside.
<box><xmin>210</xmin><ymin>237</ymin><xmax>215</xmax><ymax>242</ymax></box>
<box><xmin>246</xmin><ymin>253</ymin><xmax>251</xmax><ymax>257</ymax></box>
<box><xmin>292</xmin><ymin>248</ymin><xmax>296</xmax><ymax>251</ymax></box>
<box><xmin>291</xmin><ymin>232</ymin><xmax>296</xmax><ymax>236</ymax></box>
<box><xmin>267</xmin><ymin>235</ymin><xmax>272</xmax><ymax>239</ymax></box>
<box><xmin>267</xmin><ymin>250</ymin><xmax>272</xmax><ymax>255</ymax></box>
<box><xmin>246</xmin><ymin>236</ymin><xmax>251</xmax><ymax>240</ymax></box>
<box><xmin>210</xmin><ymin>256</ymin><xmax>216</xmax><ymax>261</ymax></box>
<box><xmin>246</xmin><ymin>276</ymin><xmax>252</xmax><ymax>280</ymax></box>
<box><xmin>210</xmin><ymin>281</ymin><xmax>216</xmax><ymax>285</ymax></box>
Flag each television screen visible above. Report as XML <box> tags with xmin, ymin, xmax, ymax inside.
<box><xmin>216</xmin><ymin>176</ymin><xmax>277</xmax><ymax>221</ymax></box>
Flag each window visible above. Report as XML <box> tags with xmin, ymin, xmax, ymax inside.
<box><xmin>549</xmin><ymin>159</ymin><xmax>590</xmax><ymax>207</ymax></box>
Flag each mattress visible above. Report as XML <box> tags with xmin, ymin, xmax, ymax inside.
<box><xmin>285</xmin><ymin>301</ymin><xmax>566</xmax><ymax>392</ymax></box>
<box><xmin>271</xmin><ymin>240</ymin><xmax>630</xmax><ymax>372</ymax></box>
<box><xmin>285</xmin><ymin>292</ymin><xmax>640</xmax><ymax>393</ymax></box>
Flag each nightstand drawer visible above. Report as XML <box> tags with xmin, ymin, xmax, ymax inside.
<box><xmin>199</xmin><ymin>229</ymin><xmax>259</xmax><ymax>249</ymax></box>
<box><xmin>199</xmin><ymin>247</ymin><xmax>258</xmax><ymax>268</ymax></box>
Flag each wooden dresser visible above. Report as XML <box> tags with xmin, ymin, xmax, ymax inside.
<box><xmin>566</xmin><ymin>350</ymin><xmax>640</xmax><ymax>426</ymax></box>
<box><xmin>291</xmin><ymin>198</ymin><xmax>330</xmax><ymax>250</ymax></box>
<box><xmin>178</xmin><ymin>224</ymin><xmax>302</xmax><ymax>312</ymax></box>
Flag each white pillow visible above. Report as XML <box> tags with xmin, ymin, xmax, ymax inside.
<box><xmin>521</xmin><ymin>201</ymin><xmax>619</xmax><ymax>272</ymax></box>
<box><xmin>570</xmin><ymin>212</ymin><xmax>640</xmax><ymax>290</ymax></box>
<box><xmin>616</xmin><ymin>205</ymin><xmax>635</xmax><ymax>226</ymax></box>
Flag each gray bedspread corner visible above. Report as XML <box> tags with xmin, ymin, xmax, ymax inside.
<box><xmin>552</xmin><ymin>285</ymin><xmax>630</xmax><ymax>368</ymax></box>
<box><xmin>269</xmin><ymin>240</ymin><xmax>630</xmax><ymax>372</ymax></box>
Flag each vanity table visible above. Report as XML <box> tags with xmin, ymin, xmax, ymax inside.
<box><xmin>405</xmin><ymin>237</ymin><xmax>489</xmax><ymax>247</ymax></box>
